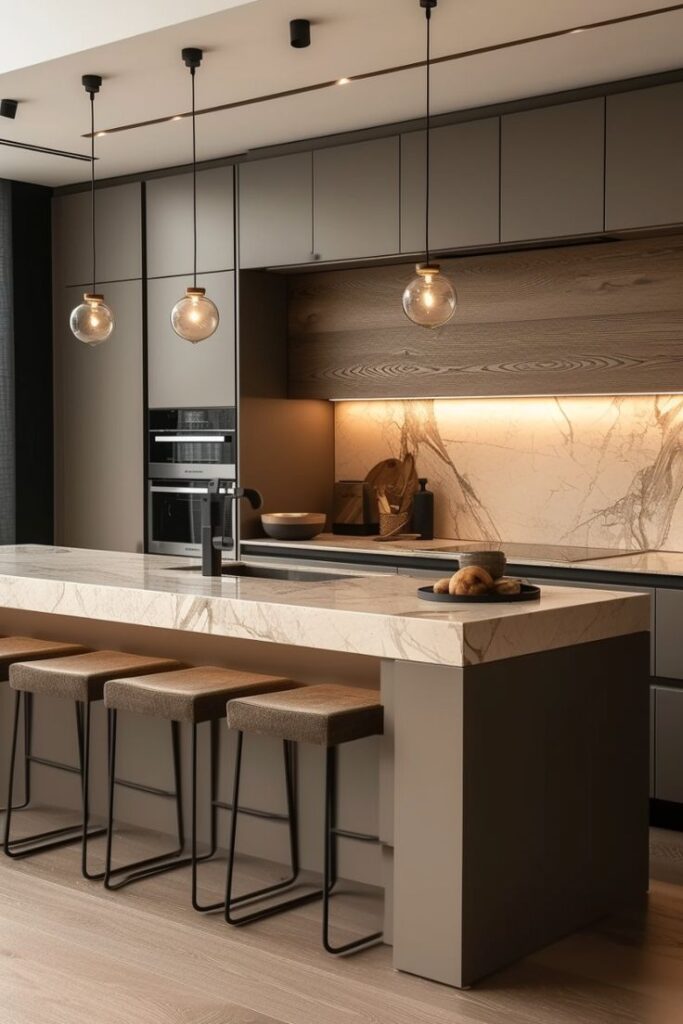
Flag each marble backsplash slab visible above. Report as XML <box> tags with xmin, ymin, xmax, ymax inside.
<box><xmin>334</xmin><ymin>396</ymin><xmax>683</xmax><ymax>551</ymax></box>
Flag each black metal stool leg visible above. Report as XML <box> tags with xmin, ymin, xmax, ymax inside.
<box><xmin>4</xmin><ymin>692</ymin><xmax>106</xmax><ymax>859</ymax></box>
<box><xmin>225</xmin><ymin>733</ymin><xmax>320</xmax><ymax>925</ymax></box>
<box><xmin>0</xmin><ymin>690</ymin><xmax>32</xmax><ymax>813</ymax></box>
<box><xmin>104</xmin><ymin>715</ymin><xmax>190</xmax><ymax>890</ymax></box>
<box><xmin>322</xmin><ymin>746</ymin><xmax>383</xmax><ymax>955</ymax></box>
<box><xmin>192</xmin><ymin>720</ymin><xmax>223</xmax><ymax>912</ymax></box>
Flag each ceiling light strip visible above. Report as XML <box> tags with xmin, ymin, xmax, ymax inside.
<box><xmin>0</xmin><ymin>137</ymin><xmax>92</xmax><ymax>161</ymax></box>
<box><xmin>83</xmin><ymin>3</ymin><xmax>683</xmax><ymax>138</ymax></box>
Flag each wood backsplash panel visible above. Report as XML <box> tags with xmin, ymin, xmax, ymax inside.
<box><xmin>287</xmin><ymin>235</ymin><xmax>683</xmax><ymax>399</ymax></box>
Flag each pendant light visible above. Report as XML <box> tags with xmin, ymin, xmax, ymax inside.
<box><xmin>402</xmin><ymin>0</ymin><xmax>456</xmax><ymax>329</ymax></box>
<box><xmin>69</xmin><ymin>75</ymin><xmax>115</xmax><ymax>346</ymax></box>
<box><xmin>170</xmin><ymin>48</ymin><xmax>219</xmax><ymax>344</ymax></box>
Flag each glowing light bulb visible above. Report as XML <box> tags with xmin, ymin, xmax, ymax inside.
<box><xmin>69</xmin><ymin>293</ymin><xmax>115</xmax><ymax>345</ymax></box>
<box><xmin>170</xmin><ymin>286</ymin><xmax>219</xmax><ymax>343</ymax></box>
<box><xmin>402</xmin><ymin>264</ymin><xmax>456</xmax><ymax>329</ymax></box>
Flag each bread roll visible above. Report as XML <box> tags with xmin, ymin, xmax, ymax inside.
<box><xmin>433</xmin><ymin>577</ymin><xmax>451</xmax><ymax>594</ymax></box>
<box><xmin>449</xmin><ymin>565</ymin><xmax>494</xmax><ymax>596</ymax></box>
<box><xmin>494</xmin><ymin>577</ymin><xmax>522</xmax><ymax>595</ymax></box>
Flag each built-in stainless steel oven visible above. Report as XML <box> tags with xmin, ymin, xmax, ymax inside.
<box><xmin>148</xmin><ymin>479</ymin><xmax>231</xmax><ymax>556</ymax></box>
<box><xmin>148</xmin><ymin>408</ymin><xmax>236</xmax><ymax>479</ymax></box>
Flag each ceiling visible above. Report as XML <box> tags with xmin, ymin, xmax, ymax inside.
<box><xmin>0</xmin><ymin>0</ymin><xmax>681</xmax><ymax>188</ymax></box>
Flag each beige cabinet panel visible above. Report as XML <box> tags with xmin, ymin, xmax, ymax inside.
<box><xmin>313</xmin><ymin>137</ymin><xmax>400</xmax><ymax>261</ymax></box>
<box><xmin>146</xmin><ymin>166</ymin><xmax>234</xmax><ymax>277</ymax></box>
<box><xmin>53</xmin><ymin>281</ymin><xmax>144</xmax><ymax>553</ymax></box>
<box><xmin>401</xmin><ymin>119</ymin><xmax>500</xmax><ymax>253</ymax></box>
<box><xmin>606</xmin><ymin>82</ymin><xmax>683</xmax><ymax>230</ymax></box>
<box><xmin>52</xmin><ymin>183</ymin><xmax>142</xmax><ymax>287</ymax></box>
<box><xmin>239</xmin><ymin>152</ymin><xmax>313</xmax><ymax>268</ymax></box>
<box><xmin>501</xmin><ymin>98</ymin><xmax>604</xmax><ymax>241</ymax></box>
<box><xmin>147</xmin><ymin>271</ymin><xmax>235</xmax><ymax>409</ymax></box>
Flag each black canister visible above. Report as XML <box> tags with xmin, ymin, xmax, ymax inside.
<box><xmin>413</xmin><ymin>478</ymin><xmax>434</xmax><ymax>540</ymax></box>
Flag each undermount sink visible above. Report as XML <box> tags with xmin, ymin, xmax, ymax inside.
<box><xmin>169</xmin><ymin>562</ymin><xmax>357</xmax><ymax>582</ymax></box>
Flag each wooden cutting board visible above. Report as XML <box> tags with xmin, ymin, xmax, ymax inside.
<box><xmin>364</xmin><ymin>454</ymin><xmax>419</xmax><ymax>513</ymax></box>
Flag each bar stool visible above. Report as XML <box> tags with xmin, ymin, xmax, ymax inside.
<box><xmin>103</xmin><ymin>666</ymin><xmax>301</xmax><ymax>910</ymax></box>
<box><xmin>225</xmin><ymin>683</ymin><xmax>384</xmax><ymax>955</ymax></box>
<box><xmin>4</xmin><ymin>649</ymin><xmax>180</xmax><ymax>877</ymax></box>
<box><xmin>0</xmin><ymin>637</ymin><xmax>87</xmax><ymax>813</ymax></box>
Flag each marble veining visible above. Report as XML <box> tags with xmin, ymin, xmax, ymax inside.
<box><xmin>0</xmin><ymin>545</ymin><xmax>649</xmax><ymax>669</ymax></box>
<box><xmin>335</xmin><ymin>396</ymin><xmax>683</xmax><ymax>551</ymax></box>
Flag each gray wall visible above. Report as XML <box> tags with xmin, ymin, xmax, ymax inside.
<box><xmin>0</xmin><ymin>181</ymin><xmax>14</xmax><ymax>544</ymax></box>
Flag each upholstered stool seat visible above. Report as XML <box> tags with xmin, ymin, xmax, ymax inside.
<box><xmin>102</xmin><ymin>666</ymin><xmax>300</xmax><ymax>910</ymax></box>
<box><xmin>0</xmin><ymin>637</ymin><xmax>88</xmax><ymax>813</ymax></box>
<box><xmin>226</xmin><ymin>684</ymin><xmax>384</xmax><ymax>746</ymax></box>
<box><xmin>4</xmin><ymin>649</ymin><xmax>180</xmax><ymax>877</ymax></box>
<box><xmin>224</xmin><ymin>683</ymin><xmax>384</xmax><ymax>955</ymax></box>
<box><xmin>105</xmin><ymin>665</ymin><xmax>298</xmax><ymax>723</ymax></box>
<box><xmin>11</xmin><ymin>650</ymin><xmax>178</xmax><ymax>703</ymax></box>
<box><xmin>0</xmin><ymin>637</ymin><xmax>87</xmax><ymax>679</ymax></box>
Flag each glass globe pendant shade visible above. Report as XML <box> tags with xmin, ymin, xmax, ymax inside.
<box><xmin>402</xmin><ymin>263</ymin><xmax>456</xmax><ymax>329</ymax></box>
<box><xmin>69</xmin><ymin>293</ymin><xmax>115</xmax><ymax>346</ymax></box>
<box><xmin>171</xmin><ymin>286</ymin><xmax>219</xmax><ymax>343</ymax></box>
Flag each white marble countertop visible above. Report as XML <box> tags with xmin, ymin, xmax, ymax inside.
<box><xmin>0</xmin><ymin>545</ymin><xmax>649</xmax><ymax>668</ymax></box>
<box><xmin>244</xmin><ymin>534</ymin><xmax>683</xmax><ymax>576</ymax></box>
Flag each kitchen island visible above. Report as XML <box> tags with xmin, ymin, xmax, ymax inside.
<box><xmin>0</xmin><ymin>545</ymin><xmax>650</xmax><ymax>988</ymax></box>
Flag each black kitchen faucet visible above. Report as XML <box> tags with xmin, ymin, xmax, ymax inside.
<box><xmin>201</xmin><ymin>480</ymin><xmax>263</xmax><ymax>576</ymax></box>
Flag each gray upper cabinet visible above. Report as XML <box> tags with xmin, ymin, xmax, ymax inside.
<box><xmin>239</xmin><ymin>152</ymin><xmax>313</xmax><ymax>268</ymax></box>
<box><xmin>605</xmin><ymin>82</ymin><xmax>683</xmax><ymax>230</ymax></box>
<box><xmin>53</xmin><ymin>280</ymin><xmax>144</xmax><ymax>553</ymax></box>
<box><xmin>313</xmin><ymin>137</ymin><xmax>400</xmax><ymax>261</ymax></box>
<box><xmin>501</xmin><ymin>98</ymin><xmax>605</xmax><ymax>242</ymax></box>
<box><xmin>401</xmin><ymin>119</ymin><xmax>500</xmax><ymax>253</ymax></box>
<box><xmin>146</xmin><ymin>166</ymin><xmax>234</xmax><ymax>278</ymax></box>
<box><xmin>52</xmin><ymin>183</ymin><xmax>142</xmax><ymax>287</ymax></box>
<box><xmin>147</xmin><ymin>271</ymin><xmax>235</xmax><ymax>409</ymax></box>
<box><xmin>655</xmin><ymin>588</ymin><xmax>683</xmax><ymax>681</ymax></box>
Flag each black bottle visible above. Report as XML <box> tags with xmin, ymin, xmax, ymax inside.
<box><xmin>413</xmin><ymin>478</ymin><xmax>434</xmax><ymax>540</ymax></box>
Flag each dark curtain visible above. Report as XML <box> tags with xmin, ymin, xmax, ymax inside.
<box><xmin>0</xmin><ymin>181</ymin><xmax>15</xmax><ymax>544</ymax></box>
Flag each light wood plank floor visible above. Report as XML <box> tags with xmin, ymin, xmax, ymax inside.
<box><xmin>2</xmin><ymin>809</ymin><xmax>683</xmax><ymax>1023</ymax></box>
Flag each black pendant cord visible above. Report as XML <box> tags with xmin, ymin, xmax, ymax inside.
<box><xmin>424</xmin><ymin>4</ymin><xmax>431</xmax><ymax>266</ymax></box>
<box><xmin>90</xmin><ymin>92</ymin><xmax>96</xmax><ymax>293</ymax></box>
<box><xmin>191</xmin><ymin>66</ymin><xmax>197</xmax><ymax>289</ymax></box>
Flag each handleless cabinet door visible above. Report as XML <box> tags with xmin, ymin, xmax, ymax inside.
<box><xmin>146</xmin><ymin>166</ymin><xmax>234</xmax><ymax>278</ymax></box>
<box><xmin>313</xmin><ymin>137</ymin><xmax>400</xmax><ymax>261</ymax></box>
<box><xmin>52</xmin><ymin>182</ymin><xmax>142</xmax><ymax>287</ymax></box>
<box><xmin>401</xmin><ymin>119</ymin><xmax>500</xmax><ymax>253</ymax></box>
<box><xmin>655</xmin><ymin>588</ymin><xmax>683</xmax><ymax>680</ymax></box>
<box><xmin>53</xmin><ymin>280</ymin><xmax>144</xmax><ymax>553</ymax></box>
<box><xmin>654</xmin><ymin>685</ymin><xmax>683</xmax><ymax>803</ymax></box>
<box><xmin>147</xmin><ymin>271</ymin><xmax>235</xmax><ymax>409</ymax></box>
<box><xmin>239</xmin><ymin>152</ymin><xmax>313</xmax><ymax>268</ymax></box>
<box><xmin>501</xmin><ymin>98</ymin><xmax>604</xmax><ymax>242</ymax></box>
<box><xmin>606</xmin><ymin>82</ymin><xmax>683</xmax><ymax>230</ymax></box>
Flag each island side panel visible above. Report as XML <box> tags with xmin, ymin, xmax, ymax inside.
<box><xmin>388</xmin><ymin>632</ymin><xmax>650</xmax><ymax>989</ymax></box>
<box><xmin>460</xmin><ymin>632</ymin><xmax>649</xmax><ymax>985</ymax></box>
<box><xmin>390</xmin><ymin>661</ymin><xmax>465</xmax><ymax>987</ymax></box>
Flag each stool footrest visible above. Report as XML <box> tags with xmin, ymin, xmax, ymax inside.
<box><xmin>5</xmin><ymin>824</ymin><xmax>106</xmax><ymax>860</ymax></box>
<box><xmin>213</xmin><ymin>799</ymin><xmax>290</xmax><ymax>824</ymax></box>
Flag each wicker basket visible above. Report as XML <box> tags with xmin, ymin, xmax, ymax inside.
<box><xmin>379</xmin><ymin>511</ymin><xmax>411</xmax><ymax>537</ymax></box>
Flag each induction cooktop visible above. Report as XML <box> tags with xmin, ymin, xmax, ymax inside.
<box><xmin>429</xmin><ymin>541</ymin><xmax>649</xmax><ymax>564</ymax></box>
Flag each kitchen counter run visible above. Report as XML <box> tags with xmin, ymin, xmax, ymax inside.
<box><xmin>0</xmin><ymin>545</ymin><xmax>649</xmax><ymax>668</ymax></box>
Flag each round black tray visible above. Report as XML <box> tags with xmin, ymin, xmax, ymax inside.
<box><xmin>417</xmin><ymin>583</ymin><xmax>541</xmax><ymax>604</ymax></box>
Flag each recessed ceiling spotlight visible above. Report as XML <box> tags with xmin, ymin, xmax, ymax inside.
<box><xmin>568</xmin><ymin>27</ymin><xmax>585</xmax><ymax>34</ymax></box>
<box><xmin>171</xmin><ymin>115</ymin><xmax>183</xmax><ymax>121</ymax></box>
<box><xmin>337</xmin><ymin>77</ymin><xmax>351</xmax><ymax>86</ymax></box>
<box><xmin>290</xmin><ymin>19</ymin><xmax>311</xmax><ymax>48</ymax></box>
<box><xmin>0</xmin><ymin>99</ymin><xmax>18</xmax><ymax>119</ymax></box>
<box><xmin>96</xmin><ymin>130</ymin><xmax>107</xmax><ymax>137</ymax></box>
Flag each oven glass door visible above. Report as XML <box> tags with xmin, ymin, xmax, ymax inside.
<box><xmin>149</xmin><ymin>481</ymin><xmax>220</xmax><ymax>556</ymax></box>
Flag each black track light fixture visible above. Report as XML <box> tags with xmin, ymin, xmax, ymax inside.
<box><xmin>0</xmin><ymin>99</ymin><xmax>18</xmax><ymax>120</ymax></box>
<box><xmin>290</xmin><ymin>19</ymin><xmax>311</xmax><ymax>48</ymax></box>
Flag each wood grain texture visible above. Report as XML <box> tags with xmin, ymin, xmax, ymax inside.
<box><xmin>2</xmin><ymin>811</ymin><xmax>683</xmax><ymax>1023</ymax></box>
<box><xmin>287</xmin><ymin>234</ymin><xmax>683</xmax><ymax>399</ymax></box>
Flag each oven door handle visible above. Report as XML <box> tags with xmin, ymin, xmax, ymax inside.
<box><xmin>153</xmin><ymin>435</ymin><xmax>230</xmax><ymax>443</ymax></box>
<box><xmin>150</xmin><ymin>485</ymin><xmax>228</xmax><ymax>494</ymax></box>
